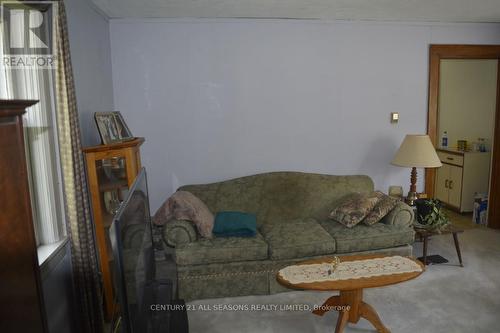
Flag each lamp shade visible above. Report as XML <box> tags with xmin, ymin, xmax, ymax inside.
<box><xmin>392</xmin><ymin>134</ymin><xmax>442</xmax><ymax>168</ymax></box>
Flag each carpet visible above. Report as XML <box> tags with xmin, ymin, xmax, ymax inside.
<box><xmin>187</xmin><ymin>228</ymin><xmax>500</xmax><ymax>332</ymax></box>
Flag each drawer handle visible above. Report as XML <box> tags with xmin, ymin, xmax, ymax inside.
<box><xmin>446</xmin><ymin>157</ymin><xmax>454</xmax><ymax>161</ymax></box>
<box><xmin>449</xmin><ymin>180</ymin><xmax>454</xmax><ymax>190</ymax></box>
<box><xmin>445</xmin><ymin>179</ymin><xmax>449</xmax><ymax>188</ymax></box>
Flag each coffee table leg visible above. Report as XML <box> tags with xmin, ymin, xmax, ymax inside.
<box><xmin>335</xmin><ymin>310</ymin><xmax>349</xmax><ymax>333</ymax></box>
<box><xmin>313</xmin><ymin>295</ymin><xmax>349</xmax><ymax>333</ymax></box>
<box><xmin>315</xmin><ymin>289</ymin><xmax>391</xmax><ymax>333</ymax></box>
<box><xmin>452</xmin><ymin>232</ymin><xmax>464</xmax><ymax>267</ymax></box>
<box><xmin>312</xmin><ymin>295</ymin><xmax>341</xmax><ymax>316</ymax></box>
<box><xmin>359</xmin><ymin>301</ymin><xmax>391</xmax><ymax>333</ymax></box>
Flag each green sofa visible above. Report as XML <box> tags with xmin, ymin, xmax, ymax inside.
<box><xmin>159</xmin><ymin>172</ymin><xmax>415</xmax><ymax>301</ymax></box>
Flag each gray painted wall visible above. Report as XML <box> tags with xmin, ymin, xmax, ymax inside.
<box><xmin>65</xmin><ymin>0</ymin><xmax>115</xmax><ymax>146</ymax></box>
<box><xmin>109</xmin><ymin>19</ymin><xmax>500</xmax><ymax>212</ymax></box>
<box><xmin>41</xmin><ymin>240</ymin><xmax>77</xmax><ymax>333</ymax></box>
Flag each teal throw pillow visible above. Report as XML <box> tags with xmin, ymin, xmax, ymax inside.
<box><xmin>213</xmin><ymin>211</ymin><xmax>257</xmax><ymax>237</ymax></box>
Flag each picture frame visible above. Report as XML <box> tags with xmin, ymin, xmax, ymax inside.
<box><xmin>388</xmin><ymin>185</ymin><xmax>404</xmax><ymax>201</ymax></box>
<box><xmin>94</xmin><ymin>111</ymin><xmax>134</xmax><ymax>144</ymax></box>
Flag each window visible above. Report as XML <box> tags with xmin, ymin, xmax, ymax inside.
<box><xmin>1</xmin><ymin>16</ymin><xmax>66</xmax><ymax>246</ymax></box>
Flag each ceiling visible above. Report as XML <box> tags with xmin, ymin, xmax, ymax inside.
<box><xmin>91</xmin><ymin>0</ymin><xmax>500</xmax><ymax>22</ymax></box>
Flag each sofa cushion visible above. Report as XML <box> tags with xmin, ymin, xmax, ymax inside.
<box><xmin>329</xmin><ymin>192</ymin><xmax>381</xmax><ymax>228</ymax></box>
<box><xmin>259</xmin><ymin>218</ymin><xmax>336</xmax><ymax>260</ymax></box>
<box><xmin>363</xmin><ymin>194</ymin><xmax>399</xmax><ymax>226</ymax></box>
<box><xmin>175</xmin><ymin>232</ymin><xmax>268</xmax><ymax>266</ymax></box>
<box><xmin>319</xmin><ymin>220</ymin><xmax>415</xmax><ymax>253</ymax></box>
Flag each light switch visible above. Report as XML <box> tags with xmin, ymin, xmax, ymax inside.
<box><xmin>390</xmin><ymin>112</ymin><xmax>399</xmax><ymax>123</ymax></box>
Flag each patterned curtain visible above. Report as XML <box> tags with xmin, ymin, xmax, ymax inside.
<box><xmin>55</xmin><ymin>2</ymin><xmax>104</xmax><ymax>332</ymax></box>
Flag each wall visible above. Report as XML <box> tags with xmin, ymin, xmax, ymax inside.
<box><xmin>439</xmin><ymin>59</ymin><xmax>498</xmax><ymax>150</ymax></box>
<box><xmin>40</xmin><ymin>239</ymin><xmax>77</xmax><ymax>333</ymax></box>
<box><xmin>109</xmin><ymin>19</ymin><xmax>500</xmax><ymax>211</ymax></box>
<box><xmin>65</xmin><ymin>0</ymin><xmax>114</xmax><ymax>146</ymax></box>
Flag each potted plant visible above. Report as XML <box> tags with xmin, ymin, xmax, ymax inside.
<box><xmin>414</xmin><ymin>199</ymin><xmax>450</xmax><ymax>233</ymax></box>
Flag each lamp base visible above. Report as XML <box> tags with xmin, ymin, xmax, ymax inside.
<box><xmin>406</xmin><ymin>191</ymin><xmax>418</xmax><ymax>206</ymax></box>
<box><xmin>406</xmin><ymin>167</ymin><xmax>418</xmax><ymax>206</ymax></box>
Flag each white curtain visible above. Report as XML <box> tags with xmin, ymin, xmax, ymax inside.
<box><xmin>0</xmin><ymin>24</ymin><xmax>10</xmax><ymax>98</ymax></box>
<box><xmin>0</xmin><ymin>10</ymin><xmax>65</xmax><ymax>245</ymax></box>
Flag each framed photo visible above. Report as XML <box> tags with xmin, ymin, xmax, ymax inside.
<box><xmin>388</xmin><ymin>186</ymin><xmax>404</xmax><ymax>201</ymax></box>
<box><xmin>94</xmin><ymin>112</ymin><xmax>134</xmax><ymax>144</ymax></box>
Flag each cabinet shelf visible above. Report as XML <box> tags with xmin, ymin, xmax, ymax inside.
<box><xmin>99</xmin><ymin>178</ymin><xmax>128</xmax><ymax>192</ymax></box>
<box><xmin>96</xmin><ymin>165</ymin><xmax>128</xmax><ymax>192</ymax></box>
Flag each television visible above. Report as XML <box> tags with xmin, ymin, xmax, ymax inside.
<box><xmin>109</xmin><ymin>168</ymin><xmax>188</xmax><ymax>333</ymax></box>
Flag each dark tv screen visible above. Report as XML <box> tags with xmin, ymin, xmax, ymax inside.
<box><xmin>110</xmin><ymin>168</ymin><xmax>156</xmax><ymax>332</ymax></box>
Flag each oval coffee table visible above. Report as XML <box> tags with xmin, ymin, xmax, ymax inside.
<box><xmin>277</xmin><ymin>254</ymin><xmax>424</xmax><ymax>333</ymax></box>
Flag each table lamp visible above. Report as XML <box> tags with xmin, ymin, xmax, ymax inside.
<box><xmin>391</xmin><ymin>134</ymin><xmax>442</xmax><ymax>205</ymax></box>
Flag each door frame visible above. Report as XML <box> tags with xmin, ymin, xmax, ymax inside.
<box><xmin>425</xmin><ymin>44</ymin><xmax>500</xmax><ymax>228</ymax></box>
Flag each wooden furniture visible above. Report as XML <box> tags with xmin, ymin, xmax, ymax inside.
<box><xmin>277</xmin><ymin>254</ymin><xmax>424</xmax><ymax>333</ymax></box>
<box><xmin>83</xmin><ymin>137</ymin><xmax>144</xmax><ymax>319</ymax></box>
<box><xmin>425</xmin><ymin>45</ymin><xmax>500</xmax><ymax>228</ymax></box>
<box><xmin>435</xmin><ymin>148</ymin><xmax>490</xmax><ymax>212</ymax></box>
<box><xmin>415</xmin><ymin>224</ymin><xmax>464</xmax><ymax>267</ymax></box>
<box><xmin>0</xmin><ymin>100</ymin><xmax>48</xmax><ymax>332</ymax></box>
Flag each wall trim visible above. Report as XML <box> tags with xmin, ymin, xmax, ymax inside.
<box><xmin>425</xmin><ymin>44</ymin><xmax>500</xmax><ymax>229</ymax></box>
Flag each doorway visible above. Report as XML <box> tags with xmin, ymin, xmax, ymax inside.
<box><xmin>425</xmin><ymin>45</ymin><xmax>500</xmax><ymax>229</ymax></box>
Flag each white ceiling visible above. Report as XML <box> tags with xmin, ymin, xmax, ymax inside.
<box><xmin>91</xmin><ymin>0</ymin><xmax>500</xmax><ymax>22</ymax></box>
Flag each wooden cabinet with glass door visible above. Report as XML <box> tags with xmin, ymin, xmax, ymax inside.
<box><xmin>82</xmin><ymin>137</ymin><xmax>144</xmax><ymax>320</ymax></box>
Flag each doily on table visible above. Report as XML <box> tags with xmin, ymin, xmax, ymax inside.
<box><xmin>279</xmin><ymin>256</ymin><xmax>422</xmax><ymax>284</ymax></box>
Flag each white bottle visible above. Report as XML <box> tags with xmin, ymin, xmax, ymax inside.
<box><xmin>441</xmin><ymin>131</ymin><xmax>448</xmax><ymax>148</ymax></box>
<box><xmin>480</xmin><ymin>138</ymin><xmax>487</xmax><ymax>152</ymax></box>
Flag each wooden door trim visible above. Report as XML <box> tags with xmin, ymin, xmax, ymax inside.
<box><xmin>489</xmin><ymin>61</ymin><xmax>500</xmax><ymax>228</ymax></box>
<box><xmin>425</xmin><ymin>45</ymin><xmax>500</xmax><ymax>228</ymax></box>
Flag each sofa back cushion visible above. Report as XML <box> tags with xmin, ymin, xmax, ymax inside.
<box><xmin>179</xmin><ymin>172</ymin><xmax>374</xmax><ymax>227</ymax></box>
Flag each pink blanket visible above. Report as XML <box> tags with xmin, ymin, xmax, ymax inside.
<box><xmin>153</xmin><ymin>191</ymin><xmax>214</xmax><ymax>238</ymax></box>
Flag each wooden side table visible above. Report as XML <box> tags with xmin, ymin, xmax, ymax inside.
<box><xmin>414</xmin><ymin>224</ymin><xmax>464</xmax><ymax>267</ymax></box>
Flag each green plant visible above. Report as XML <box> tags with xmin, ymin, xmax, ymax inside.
<box><xmin>415</xmin><ymin>199</ymin><xmax>450</xmax><ymax>233</ymax></box>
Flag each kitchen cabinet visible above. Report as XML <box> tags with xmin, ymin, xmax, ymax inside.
<box><xmin>435</xmin><ymin>149</ymin><xmax>490</xmax><ymax>212</ymax></box>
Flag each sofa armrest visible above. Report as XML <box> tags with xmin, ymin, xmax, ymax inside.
<box><xmin>380</xmin><ymin>201</ymin><xmax>414</xmax><ymax>228</ymax></box>
<box><xmin>162</xmin><ymin>219</ymin><xmax>198</xmax><ymax>248</ymax></box>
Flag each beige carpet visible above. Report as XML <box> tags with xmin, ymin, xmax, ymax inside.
<box><xmin>188</xmin><ymin>228</ymin><xmax>500</xmax><ymax>333</ymax></box>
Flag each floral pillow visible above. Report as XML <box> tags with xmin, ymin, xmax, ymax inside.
<box><xmin>363</xmin><ymin>194</ymin><xmax>399</xmax><ymax>226</ymax></box>
<box><xmin>329</xmin><ymin>192</ymin><xmax>382</xmax><ymax>228</ymax></box>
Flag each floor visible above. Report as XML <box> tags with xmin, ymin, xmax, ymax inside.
<box><xmin>443</xmin><ymin>208</ymin><xmax>479</xmax><ymax>230</ymax></box>
<box><xmin>188</xmin><ymin>226</ymin><xmax>500</xmax><ymax>333</ymax></box>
